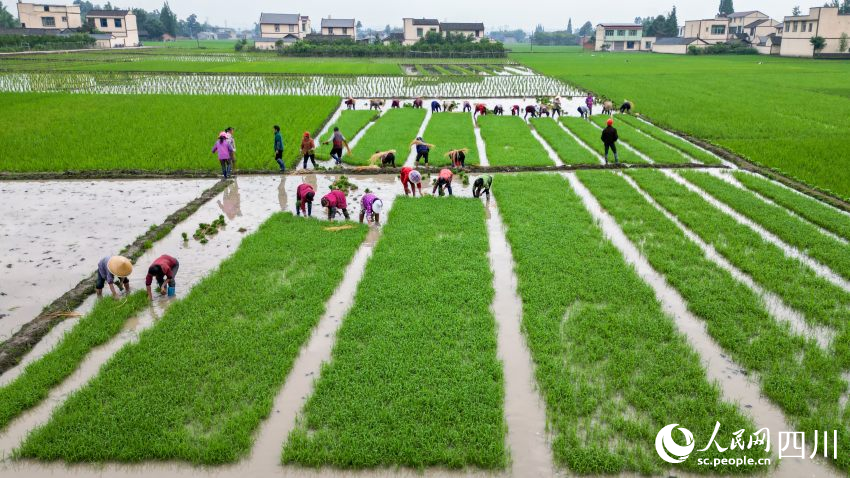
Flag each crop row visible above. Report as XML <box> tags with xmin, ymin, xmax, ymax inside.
<box><xmin>349</xmin><ymin>108</ymin><xmax>426</xmax><ymax>166</ymax></box>
<box><xmin>616</xmin><ymin>115</ymin><xmax>721</xmax><ymax>165</ymax></box>
<box><xmin>17</xmin><ymin>214</ymin><xmax>368</xmax><ymax>463</ymax></box>
<box><xmin>420</xmin><ymin>112</ymin><xmax>481</xmax><ymax>166</ymax></box>
<box><xmin>282</xmin><ymin>197</ymin><xmax>505</xmax><ymax>468</ymax></box>
<box><xmin>529</xmin><ymin>118</ymin><xmax>598</xmax><ymax>165</ymax></box>
<box><xmin>591</xmin><ymin>116</ymin><xmax>690</xmax><ymax>164</ymax></box>
<box><xmin>478</xmin><ymin>116</ymin><xmax>553</xmax><ymax>167</ymax></box>
<box><xmin>317</xmin><ymin>110</ymin><xmax>378</xmax><ymax>160</ymax></box>
<box><xmin>492</xmin><ymin>174</ymin><xmax>764</xmax><ymax>475</ymax></box>
<box><xmin>560</xmin><ymin>117</ymin><xmax>643</xmax><ymax>164</ymax></box>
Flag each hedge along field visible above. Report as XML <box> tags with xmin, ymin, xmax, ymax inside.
<box><xmin>578</xmin><ymin>170</ymin><xmax>850</xmax><ymax>471</ymax></box>
<box><xmin>493</xmin><ymin>174</ymin><xmax>765</xmax><ymax>475</ymax></box>
<box><xmin>316</xmin><ymin>110</ymin><xmax>378</xmax><ymax>160</ymax></box>
<box><xmin>0</xmin><ymin>93</ymin><xmax>339</xmax><ymax>172</ymax></box>
<box><xmin>590</xmin><ymin>116</ymin><xmax>690</xmax><ymax>164</ymax></box>
<box><xmin>560</xmin><ymin>117</ymin><xmax>643</xmax><ymax>164</ymax></box>
<box><xmin>283</xmin><ymin>198</ymin><xmax>506</xmax><ymax>469</ymax></box>
<box><xmin>348</xmin><ymin>108</ymin><xmax>426</xmax><ymax>166</ymax></box>
<box><xmin>17</xmin><ymin>214</ymin><xmax>367</xmax><ymax>464</ymax></box>
<box><xmin>513</xmin><ymin>52</ymin><xmax>850</xmax><ymax>199</ymax></box>
<box><xmin>616</xmin><ymin>115</ymin><xmax>721</xmax><ymax>165</ymax></box>
<box><xmin>529</xmin><ymin>117</ymin><xmax>598</xmax><ymax>165</ymax></box>
<box><xmin>420</xmin><ymin>112</ymin><xmax>480</xmax><ymax>167</ymax></box>
<box><xmin>477</xmin><ymin>115</ymin><xmax>553</xmax><ymax>167</ymax></box>
<box><xmin>0</xmin><ymin>292</ymin><xmax>148</xmax><ymax>431</ymax></box>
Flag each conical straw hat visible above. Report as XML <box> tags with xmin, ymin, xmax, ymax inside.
<box><xmin>107</xmin><ymin>256</ymin><xmax>133</xmax><ymax>278</ymax></box>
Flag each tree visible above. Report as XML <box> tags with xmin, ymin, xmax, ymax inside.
<box><xmin>810</xmin><ymin>35</ymin><xmax>827</xmax><ymax>53</ymax></box>
<box><xmin>534</xmin><ymin>24</ymin><xmax>544</xmax><ymax>35</ymax></box>
<box><xmin>73</xmin><ymin>1</ymin><xmax>95</xmax><ymax>21</ymax></box>
<box><xmin>839</xmin><ymin>32</ymin><xmax>848</xmax><ymax>52</ymax></box>
<box><xmin>577</xmin><ymin>21</ymin><xmax>594</xmax><ymax>36</ymax></box>
<box><xmin>159</xmin><ymin>2</ymin><xmax>177</xmax><ymax>37</ymax></box>
<box><xmin>104</xmin><ymin>1</ymin><xmax>113</xmax><ymax>10</ymax></box>
<box><xmin>792</xmin><ymin>6</ymin><xmax>802</xmax><ymax>15</ymax></box>
<box><xmin>145</xmin><ymin>17</ymin><xmax>165</xmax><ymax>38</ymax></box>
<box><xmin>566</xmin><ymin>18</ymin><xmax>573</xmax><ymax>34</ymax></box>
<box><xmin>132</xmin><ymin>8</ymin><xmax>148</xmax><ymax>30</ymax></box>
<box><xmin>186</xmin><ymin>13</ymin><xmax>199</xmax><ymax>37</ymax></box>
<box><xmin>665</xmin><ymin>6</ymin><xmax>679</xmax><ymax>37</ymax></box>
<box><xmin>0</xmin><ymin>1</ymin><xmax>17</xmax><ymax>28</ymax></box>
<box><xmin>719</xmin><ymin>0</ymin><xmax>735</xmax><ymax>16</ymax></box>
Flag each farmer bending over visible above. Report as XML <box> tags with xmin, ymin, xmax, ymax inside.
<box><xmin>301</xmin><ymin>132</ymin><xmax>317</xmax><ymax>169</ymax></box>
<box><xmin>96</xmin><ymin>255</ymin><xmax>132</xmax><ymax>299</ymax></box>
<box><xmin>296</xmin><ymin>183</ymin><xmax>315</xmax><ymax>217</ymax></box>
<box><xmin>370</xmin><ymin>150</ymin><xmax>397</xmax><ymax>168</ymax></box>
<box><xmin>577</xmin><ymin>105</ymin><xmax>590</xmax><ymax>120</ymax></box>
<box><xmin>447</xmin><ymin>148</ymin><xmax>468</xmax><ymax>168</ymax></box>
<box><xmin>473</xmin><ymin>175</ymin><xmax>494</xmax><ymax>199</ymax></box>
<box><xmin>146</xmin><ymin>254</ymin><xmax>179</xmax><ymax>301</ymax></box>
<box><xmin>412</xmin><ymin>137</ymin><xmax>433</xmax><ymax>166</ymax></box>
<box><xmin>322</xmin><ymin>189</ymin><xmax>350</xmax><ymax>221</ymax></box>
<box><xmin>474</xmin><ymin>103</ymin><xmax>487</xmax><ymax>119</ymax></box>
<box><xmin>400</xmin><ymin>166</ymin><xmax>422</xmax><ymax>197</ymax></box>
<box><xmin>524</xmin><ymin>105</ymin><xmax>537</xmax><ymax>120</ymax></box>
<box><xmin>360</xmin><ymin>192</ymin><xmax>383</xmax><ymax>225</ymax></box>
<box><xmin>619</xmin><ymin>99</ymin><xmax>632</xmax><ymax>114</ymax></box>
<box><xmin>601</xmin><ymin>118</ymin><xmax>619</xmax><ymax>164</ymax></box>
<box><xmin>433</xmin><ymin>168</ymin><xmax>454</xmax><ymax>197</ymax></box>
<box><xmin>511</xmin><ymin>104</ymin><xmax>520</xmax><ymax>116</ymax></box>
<box><xmin>431</xmin><ymin>100</ymin><xmax>442</xmax><ymax>113</ymax></box>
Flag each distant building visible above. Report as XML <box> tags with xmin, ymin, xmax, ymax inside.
<box><xmin>382</xmin><ymin>32</ymin><xmax>405</xmax><ymax>44</ymax></box>
<box><xmin>681</xmin><ymin>10</ymin><xmax>778</xmax><ymax>48</ymax></box>
<box><xmin>440</xmin><ymin>22</ymin><xmax>485</xmax><ymax>41</ymax></box>
<box><xmin>402</xmin><ymin>18</ymin><xmax>439</xmax><ymax>45</ymax></box>
<box><xmin>652</xmin><ymin>37</ymin><xmax>709</xmax><ymax>54</ymax></box>
<box><xmin>86</xmin><ymin>10</ymin><xmax>139</xmax><ymax>47</ymax></box>
<box><xmin>17</xmin><ymin>2</ymin><xmax>82</xmax><ymax>29</ymax></box>
<box><xmin>255</xmin><ymin>13</ymin><xmax>310</xmax><ymax>50</ymax></box>
<box><xmin>594</xmin><ymin>24</ymin><xmax>648</xmax><ymax>51</ymax></box>
<box><xmin>320</xmin><ymin>18</ymin><xmax>356</xmax><ymax>39</ymax></box>
<box><xmin>781</xmin><ymin>7</ymin><xmax>850</xmax><ymax>57</ymax></box>
<box><xmin>755</xmin><ymin>33</ymin><xmax>782</xmax><ymax>55</ymax></box>
<box><xmin>196</xmin><ymin>31</ymin><xmax>216</xmax><ymax>41</ymax></box>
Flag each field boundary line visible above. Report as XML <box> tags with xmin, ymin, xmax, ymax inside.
<box><xmin>587</xmin><ymin>120</ymin><xmax>655</xmax><ymax>164</ymax></box>
<box><xmin>405</xmin><ymin>108</ymin><xmax>433</xmax><ymax>167</ymax></box>
<box><xmin>472</xmin><ymin>112</ymin><xmax>490</xmax><ymax>166</ymax></box>
<box><xmin>555</xmin><ymin>120</ymin><xmax>605</xmax><ymax>165</ymax></box>
<box><xmin>527</xmin><ymin>122</ymin><xmax>564</xmax><ymax>167</ymax></box>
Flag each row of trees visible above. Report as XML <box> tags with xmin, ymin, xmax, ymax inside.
<box><xmin>528</xmin><ymin>20</ymin><xmax>595</xmax><ymax>46</ymax></box>
<box><xmin>637</xmin><ymin>6</ymin><xmax>679</xmax><ymax>37</ymax></box>
<box><xmin>72</xmin><ymin>1</ymin><xmax>219</xmax><ymax>39</ymax></box>
<box><xmin>277</xmin><ymin>32</ymin><xmax>506</xmax><ymax>58</ymax></box>
<box><xmin>0</xmin><ymin>1</ymin><xmax>17</xmax><ymax>28</ymax></box>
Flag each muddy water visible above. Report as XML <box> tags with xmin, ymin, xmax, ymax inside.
<box><xmin>0</xmin><ymin>179</ymin><xmax>214</xmax><ymax>342</ymax></box>
<box><xmin>566</xmin><ymin>172</ymin><xmax>839</xmax><ymax>478</ymax></box>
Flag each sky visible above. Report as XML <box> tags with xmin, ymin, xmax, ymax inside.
<box><xmin>120</xmin><ymin>1</ymin><xmax>804</xmax><ymax>31</ymax></box>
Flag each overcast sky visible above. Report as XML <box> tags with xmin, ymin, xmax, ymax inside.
<box><xmin>120</xmin><ymin>1</ymin><xmax>804</xmax><ymax>30</ymax></box>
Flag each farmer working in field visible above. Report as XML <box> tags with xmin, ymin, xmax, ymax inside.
<box><xmin>620</xmin><ymin>99</ymin><xmax>633</xmax><ymax>114</ymax></box>
<box><xmin>474</xmin><ymin>103</ymin><xmax>487</xmax><ymax>119</ymax></box>
<box><xmin>96</xmin><ymin>255</ymin><xmax>132</xmax><ymax>299</ymax></box>
<box><xmin>447</xmin><ymin>148</ymin><xmax>468</xmax><ymax>168</ymax></box>
<box><xmin>212</xmin><ymin>132</ymin><xmax>234</xmax><ymax>179</ymax></box>
<box><xmin>321</xmin><ymin>189</ymin><xmax>350</xmax><ymax>221</ymax></box>
<box><xmin>301</xmin><ymin>132</ymin><xmax>317</xmax><ymax>169</ymax></box>
<box><xmin>585</xmin><ymin>94</ymin><xmax>594</xmax><ymax>115</ymax></box>
<box><xmin>296</xmin><ymin>182</ymin><xmax>315</xmax><ymax>217</ymax></box>
<box><xmin>412</xmin><ymin>137</ymin><xmax>433</xmax><ymax>166</ymax></box>
<box><xmin>391</xmin><ymin>98</ymin><xmax>401</xmax><ymax>109</ymax></box>
<box><xmin>552</xmin><ymin>97</ymin><xmax>563</xmax><ymax>118</ymax></box>
<box><xmin>577</xmin><ymin>105</ymin><xmax>590</xmax><ymax>120</ymax></box>
<box><xmin>359</xmin><ymin>192</ymin><xmax>383</xmax><ymax>225</ymax></box>
<box><xmin>524</xmin><ymin>105</ymin><xmax>537</xmax><ymax>120</ymax></box>
<box><xmin>511</xmin><ymin>104</ymin><xmax>521</xmax><ymax>116</ymax></box>
<box><xmin>146</xmin><ymin>254</ymin><xmax>179</xmax><ymax>301</ymax></box>
<box><xmin>225</xmin><ymin>127</ymin><xmax>237</xmax><ymax>174</ymax></box>
<box><xmin>273</xmin><ymin>125</ymin><xmax>285</xmax><ymax>172</ymax></box>
<box><xmin>433</xmin><ymin>168</ymin><xmax>454</xmax><ymax>196</ymax></box>
<box><xmin>463</xmin><ymin>101</ymin><xmax>472</xmax><ymax>113</ymax></box>
<box><xmin>413</xmin><ymin>97</ymin><xmax>424</xmax><ymax>108</ymax></box>
<box><xmin>323</xmin><ymin>127</ymin><xmax>351</xmax><ymax>165</ymax></box>
<box><xmin>601</xmin><ymin>118</ymin><xmax>619</xmax><ymax>165</ymax></box>
<box><xmin>370</xmin><ymin>150</ymin><xmax>397</xmax><ymax>168</ymax></box>
<box><xmin>399</xmin><ymin>166</ymin><xmax>422</xmax><ymax>197</ymax></box>
<box><xmin>431</xmin><ymin>100</ymin><xmax>442</xmax><ymax>113</ymax></box>
<box><xmin>493</xmin><ymin>104</ymin><xmax>504</xmax><ymax>115</ymax></box>
<box><xmin>473</xmin><ymin>175</ymin><xmax>494</xmax><ymax>200</ymax></box>
<box><xmin>345</xmin><ymin>97</ymin><xmax>356</xmax><ymax>110</ymax></box>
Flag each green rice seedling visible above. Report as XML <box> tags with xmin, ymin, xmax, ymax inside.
<box><xmin>181</xmin><ymin>232</ymin><xmax>188</xmax><ymax>242</ymax></box>
<box><xmin>681</xmin><ymin>171</ymin><xmax>850</xmax><ymax>281</ymax></box>
<box><xmin>316</xmin><ymin>110</ymin><xmax>379</xmax><ymax>160</ymax></box>
<box><xmin>733</xmin><ymin>172</ymin><xmax>850</xmax><ymax>241</ymax></box>
<box><xmin>283</xmin><ymin>198</ymin><xmax>505</xmax><ymax>469</ymax></box>
<box><xmin>616</xmin><ymin>115</ymin><xmax>720</xmax><ymax>165</ymax></box>
<box><xmin>16</xmin><ymin>215</ymin><xmax>367</xmax><ymax>464</ymax></box>
<box><xmin>493</xmin><ymin>174</ymin><xmax>765</xmax><ymax>475</ymax></box>
<box><xmin>0</xmin><ymin>292</ymin><xmax>148</xmax><ymax>430</ymax></box>
<box><xmin>560</xmin><ymin>117</ymin><xmax>643</xmax><ymax>164</ymax></box>
<box><xmin>591</xmin><ymin>116</ymin><xmax>690</xmax><ymax>164</ymax></box>
<box><xmin>431</xmin><ymin>65</ymin><xmax>456</xmax><ymax>75</ymax></box>
<box><xmin>349</xmin><ymin>108</ymin><xmax>426</xmax><ymax>166</ymax></box>
<box><xmin>420</xmin><ymin>113</ymin><xmax>479</xmax><ymax>167</ymax></box>
<box><xmin>477</xmin><ymin>115</ymin><xmax>553</xmax><ymax>167</ymax></box>
<box><xmin>578</xmin><ymin>170</ymin><xmax>850</xmax><ymax>470</ymax></box>
<box><xmin>329</xmin><ymin>175</ymin><xmax>358</xmax><ymax>194</ymax></box>
<box><xmin>530</xmin><ymin>117</ymin><xmax>598</xmax><ymax>165</ymax></box>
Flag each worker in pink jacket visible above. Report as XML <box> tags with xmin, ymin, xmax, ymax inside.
<box><xmin>433</xmin><ymin>169</ymin><xmax>454</xmax><ymax>196</ymax></box>
<box><xmin>321</xmin><ymin>189</ymin><xmax>350</xmax><ymax>221</ymax></box>
<box><xmin>296</xmin><ymin>183</ymin><xmax>315</xmax><ymax>217</ymax></box>
<box><xmin>211</xmin><ymin>133</ymin><xmax>234</xmax><ymax>179</ymax></box>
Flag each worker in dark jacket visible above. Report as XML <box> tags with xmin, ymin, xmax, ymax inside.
<box><xmin>473</xmin><ymin>175</ymin><xmax>493</xmax><ymax>199</ymax></box>
<box><xmin>431</xmin><ymin>100</ymin><xmax>442</xmax><ymax>113</ymax></box>
<box><xmin>411</xmin><ymin>137</ymin><xmax>433</xmax><ymax>166</ymax></box>
<box><xmin>619</xmin><ymin>99</ymin><xmax>633</xmax><ymax>114</ymax></box>
<box><xmin>601</xmin><ymin>118</ymin><xmax>619</xmax><ymax>164</ymax></box>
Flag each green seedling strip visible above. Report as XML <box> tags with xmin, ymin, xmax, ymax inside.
<box><xmin>420</xmin><ymin>112</ymin><xmax>480</xmax><ymax>166</ymax></box>
<box><xmin>493</xmin><ymin>174</ymin><xmax>762</xmax><ymax>475</ymax></box>
<box><xmin>560</xmin><ymin>117</ymin><xmax>643</xmax><ymax>164</ymax></box>
<box><xmin>0</xmin><ymin>292</ymin><xmax>148</xmax><ymax>431</ymax></box>
<box><xmin>591</xmin><ymin>116</ymin><xmax>689</xmax><ymax>164</ymax></box>
<box><xmin>578</xmin><ymin>170</ymin><xmax>850</xmax><ymax>470</ymax></box>
<box><xmin>349</xmin><ymin>108</ymin><xmax>426</xmax><ymax>166</ymax></box>
<box><xmin>530</xmin><ymin>118</ymin><xmax>598</xmax><ymax>165</ymax></box>
<box><xmin>317</xmin><ymin>110</ymin><xmax>378</xmax><ymax>160</ymax></box>
<box><xmin>477</xmin><ymin>115</ymin><xmax>553</xmax><ymax>167</ymax></box>
<box><xmin>616</xmin><ymin>115</ymin><xmax>721</xmax><ymax>165</ymax></box>
<box><xmin>733</xmin><ymin>172</ymin><xmax>850</xmax><ymax>241</ymax></box>
<box><xmin>283</xmin><ymin>197</ymin><xmax>505</xmax><ymax>469</ymax></box>
<box><xmin>17</xmin><ymin>214</ymin><xmax>367</xmax><ymax>464</ymax></box>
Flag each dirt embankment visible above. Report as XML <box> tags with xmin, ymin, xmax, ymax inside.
<box><xmin>0</xmin><ymin>179</ymin><xmax>231</xmax><ymax>374</ymax></box>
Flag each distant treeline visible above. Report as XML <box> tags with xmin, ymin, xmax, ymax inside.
<box><xmin>0</xmin><ymin>33</ymin><xmax>95</xmax><ymax>51</ymax></box>
<box><xmin>275</xmin><ymin>32</ymin><xmax>507</xmax><ymax>58</ymax></box>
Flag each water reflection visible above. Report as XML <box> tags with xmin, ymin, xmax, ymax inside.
<box><xmin>217</xmin><ymin>181</ymin><xmax>242</xmax><ymax>220</ymax></box>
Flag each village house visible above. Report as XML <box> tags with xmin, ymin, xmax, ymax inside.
<box><xmin>755</xmin><ymin>33</ymin><xmax>782</xmax><ymax>55</ymax></box>
<box><xmin>255</xmin><ymin>13</ymin><xmax>311</xmax><ymax>50</ymax></box>
<box><xmin>440</xmin><ymin>22</ymin><xmax>486</xmax><ymax>41</ymax></box>
<box><xmin>652</xmin><ymin>36</ymin><xmax>709</xmax><ymax>54</ymax></box>
<box><xmin>402</xmin><ymin>18</ymin><xmax>440</xmax><ymax>45</ymax></box>
<box><xmin>86</xmin><ymin>10</ymin><xmax>139</xmax><ymax>47</ymax></box>
<box><xmin>780</xmin><ymin>6</ymin><xmax>850</xmax><ymax>57</ymax></box>
<box><xmin>16</xmin><ymin>2</ymin><xmax>81</xmax><ymax>29</ymax></box>
<box><xmin>319</xmin><ymin>18</ymin><xmax>356</xmax><ymax>39</ymax></box>
<box><xmin>594</xmin><ymin>24</ymin><xmax>650</xmax><ymax>51</ymax></box>
<box><xmin>682</xmin><ymin>17</ymin><xmax>733</xmax><ymax>45</ymax></box>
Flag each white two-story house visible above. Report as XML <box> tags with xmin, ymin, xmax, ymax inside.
<box><xmin>255</xmin><ymin>13</ymin><xmax>311</xmax><ymax>50</ymax></box>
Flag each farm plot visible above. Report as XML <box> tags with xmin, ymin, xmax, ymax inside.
<box><xmin>616</xmin><ymin>115</ymin><xmax>721</xmax><ymax>165</ymax></box>
<box><xmin>0</xmin><ymin>93</ymin><xmax>338</xmax><ymax>172</ymax></box>
<box><xmin>529</xmin><ymin>118</ymin><xmax>598</xmax><ymax>165</ymax></box>
<box><xmin>493</xmin><ymin>174</ymin><xmax>766</xmax><ymax>475</ymax></box>
<box><xmin>477</xmin><ymin>116</ymin><xmax>553</xmax><ymax>167</ymax></box>
<box><xmin>560</xmin><ymin>117</ymin><xmax>643</xmax><ymax>164</ymax></box>
<box><xmin>591</xmin><ymin>116</ymin><xmax>691</xmax><ymax>164</ymax></box>
<box><xmin>316</xmin><ymin>110</ymin><xmax>378</xmax><ymax>160</ymax></box>
<box><xmin>17</xmin><ymin>215</ymin><xmax>367</xmax><ymax>464</ymax></box>
<box><xmin>283</xmin><ymin>197</ymin><xmax>506</xmax><ymax>469</ymax></box>
<box><xmin>348</xmin><ymin>108</ymin><xmax>426</xmax><ymax>166</ymax></box>
<box><xmin>420</xmin><ymin>112</ymin><xmax>480</xmax><ymax>167</ymax></box>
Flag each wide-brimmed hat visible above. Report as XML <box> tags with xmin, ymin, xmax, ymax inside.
<box><xmin>372</xmin><ymin>199</ymin><xmax>383</xmax><ymax>214</ymax></box>
<box><xmin>409</xmin><ymin>170</ymin><xmax>422</xmax><ymax>184</ymax></box>
<box><xmin>107</xmin><ymin>256</ymin><xmax>133</xmax><ymax>278</ymax></box>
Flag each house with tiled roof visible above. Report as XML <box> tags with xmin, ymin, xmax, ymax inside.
<box><xmin>86</xmin><ymin>10</ymin><xmax>139</xmax><ymax>47</ymax></box>
<box><xmin>402</xmin><ymin>18</ymin><xmax>486</xmax><ymax>45</ymax></box>
<box><xmin>255</xmin><ymin>13</ymin><xmax>311</xmax><ymax>50</ymax></box>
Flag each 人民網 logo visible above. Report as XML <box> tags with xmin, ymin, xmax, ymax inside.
<box><xmin>656</xmin><ymin>424</ymin><xmax>696</xmax><ymax>464</ymax></box>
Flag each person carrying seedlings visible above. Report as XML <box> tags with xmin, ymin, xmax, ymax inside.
<box><xmin>296</xmin><ymin>182</ymin><xmax>316</xmax><ymax>217</ymax></box>
<box><xmin>620</xmin><ymin>99</ymin><xmax>633</xmax><ymax>114</ymax></box>
<box><xmin>323</xmin><ymin>127</ymin><xmax>350</xmax><ymax>165</ymax></box>
<box><xmin>359</xmin><ymin>192</ymin><xmax>383</xmax><ymax>225</ymax></box>
<box><xmin>273</xmin><ymin>125</ymin><xmax>286</xmax><ymax>172</ymax></box>
<box><xmin>585</xmin><ymin>94</ymin><xmax>594</xmax><ymax>115</ymax></box>
<box><xmin>447</xmin><ymin>148</ymin><xmax>468</xmax><ymax>168</ymax></box>
<box><xmin>370</xmin><ymin>150</ymin><xmax>397</xmax><ymax>168</ymax></box>
<box><xmin>473</xmin><ymin>175</ymin><xmax>494</xmax><ymax>199</ymax></box>
<box><xmin>577</xmin><ymin>105</ymin><xmax>590</xmax><ymax>120</ymax></box>
<box><xmin>433</xmin><ymin>168</ymin><xmax>454</xmax><ymax>196</ymax></box>
<box><xmin>212</xmin><ymin>132</ymin><xmax>235</xmax><ymax>179</ymax></box>
<box><xmin>96</xmin><ymin>255</ymin><xmax>133</xmax><ymax>299</ymax></box>
<box><xmin>146</xmin><ymin>254</ymin><xmax>179</xmax><ymax>300</ymax></box>
<box><xmin>321</xmin><ymin>189</ymin><xmax>350</xmax><ymax>221</ymax></box>
<box><xmin>225</xmin><ymin>127</ymin><xmax>237</xmax><ymax>174</ymax></box>
<box><xmin>399</xmin><ymin>166</ymin><xmax>422</xmax><ymax>197</ymax></box>
<box><xmin>301</xmin><ymin>132</ymin><xmax>317</xmax><ymax>169</ymax></box>
<box><xmin>431</xmin><ymin>100</ymin><xmax>442</xmax><ymax>113</ymax></box>
<box><xmin>524</xmin><ymin>105</ymin><xmax>537</xmax><ymax>120</ymax></box>
<box><xmin>601</xmin><ymin>118</ymin><xmax>619</xmax><ymax>164</ymax></box>
<box><xmin>412</xmin><ymin>137</ymin><xmax>433</xmax><ymax>166</ymax></box>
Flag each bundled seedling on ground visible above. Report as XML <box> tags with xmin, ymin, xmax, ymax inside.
<box><xmin>193</xmin><ymin>215</ymin><xmax>226</xmax><ymax>242</ymax></box>
<box><xmin>329</xmin><ymin>175</ymin><xmax>358</xmax><ymax>194</ymax></box>
<box><xmin>477</xmin><ymin>115</ymin><xmax>553</xmax><ymax>167</ymax></box>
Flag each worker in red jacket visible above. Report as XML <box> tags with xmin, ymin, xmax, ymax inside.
<box><xmin>321</xmin><ymin>189</ymin><xmax>350</xmax><ymax>221</ymax></box>
<box><xmin>399</xmin><ymin>166</ymin><xmax>423</xmax><ymax>197</ymax></box>
<box><xmin>296</xmin><ymin>183</ymin><xmax>315</xmax><ymax>217</ymax></box>
<box><xmin>433</xmin><ymin>168</ymin><xmax>454</xmax><ymax>196</ymax></box>
<box><xmin>146</xmin><ymin>254</ymin><xmax>179</xmax><ymax>300</ymax></box>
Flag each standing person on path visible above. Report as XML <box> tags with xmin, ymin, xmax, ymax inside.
<box><xmin>370</xmin><ymin>150</ymin><xmax>397</xmax><ymax>168</ymax></box>
<box><xmin>96</xmin><ymin>255</ymin><xmax>132</xmax><ymax>299</ymax></box>
<box><xmin>577</xmin><ymin>105</ymin><xmax>590</xmax><ymax>120</ymax></box>
<box><xmin>296</xmin><ymin>182</ymin><xmax>315</xmax><ymax>217</ymax></box>
<box><xmin>225</xmin><ymin>127</ymin><xmax>237</xmax><ymax>175</ymax></box>
<box><xmin>321</xmin><ymin>189</ymin><xmax>350</xmax><ymax>221</ymax></box>
<box><xmin>399</xmin><ymin>166</ymin><xmax>422</xmax><ymax>197</ymax></box>
<box><xmin>300</xmin><ymin>132</ymin><xmax>317</xmax><ymax>169</ymax></box>
<box><xmin>212</xmin><ymin>132</ymin><xmax>234</xmax><ymax>179</ymax></box>
<box><xmin>585</xmin><ymin>94</ymin><xmax>594</xmax><ymax>115</ymax></box>
<box><xmin>446</xmin><ymin>148</ymin><xmax>468</xmax><ymax>168</ymax></box>
<box><xmin>552</xmin><ymin>96</ymin><xmax>563</xmax><ymax>118</ymax></box>
<box><xmin>323</xmin><ymin>127</ymin><xmax>350</xmax><ymax>165</ymax></box>
<box><xmin>601</xmin><ymin>118</ymin><xmax>619</xmax><ymax>164</ymax></box>
<box><xmin>273</xmin><ymin>125</ymin><xmax>286</xmax><ymax>172</ymax></box>
<box><xmin>619</xmin><ymin>99</ymin><xmax>633</xmax><ymax>114</ymax></box>
<box><xmin>473</xmin><ymin>175</ymin><xmax>493</xmax><ymax>199</ymax></box>
<box><xmin>431</xmin><ymin>100</ymin><xmax>442</xmax><ymax>113</ymax></box>
<box><xmin>433</xmin><ymin>168</ymin><xmax>454</xmax><ymax>196</ymax></box>
<box><xmin>359</xmin><ymin>192</ymin><xmax>383</xmax><ymax>225</ymax></box>
<box><xmin>146</xmin><ymin>254</ymin><xmax>179</xmax><ymax>301</ymax></box>
<box><xmin>411</xmin><ymin>137</ymin><xmax>433</xmax><ymax>167</ymax></box>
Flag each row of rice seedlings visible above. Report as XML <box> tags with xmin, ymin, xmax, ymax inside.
<box><xmin>16</xmin><ymin>214</ymin><xmax>368</xmax><ymax>464</ymax></box>
<box><xmin>316</xmin><ymin>110</ymin><xmax>379</xmax><ymax>160</ymax></box>
<box><xmin>577</xmin><ymin>170</ymin><xmax>850</xmax><ymax>471</ymax></box>
<box><xmin>681</xmin><ymin>171</ymin><xmax>850</xmax><ymax>281</ymax></box>
<box><xmin>616</xmin><ymin>115</ymin><xmax>721</xmax><ymax>165</ymax></box>
<box><xmin>477</xmin><ymin>116</ymin><xmax>553</xmax><ymax>167</ymax></box>
<box><xmin>560</xmin><ymin>117</ymin><xmax>643</xmax><ymax>164</ymax></box>
<box><xmin>627</xmin><ymin>170</ymin><xmax>850</xmax><ymax>365</ymax></box>
<box><xmin>529</xmin><ymin>118</ymin><xmax>598</xmax><ymax>165</ymax></box>
<box><xmin>349</xmin><ymin>108</ymin><xmax>426</xmax><ymax>166</ymax></box>
<box><xmin>733</xmin><ymin>172</ymin><xmax>850</xmax><ymax>241</ymax></box>
<box><xmin>420</xmin><ymin>112</ymin><xmax>480</xmax><ymax>166</ymax></box>
<box><xmin>431</xmin><ymin>65</ymin><xmax>457</xmax><ymax>75</ymax></box>
<box><xmin>590</xmin><ymin>116</ymin><xmax>690</xmax><ymax>164</ymax></box>
<box><xmin>282</xmin><ymin>197</ymin><xmax>506</xmax><ymax>469</ymax></box>
<box><xmin>493</xmin><ymin>174</ymin><xmax>765</xmax><ymax>475</ymax></box>
<box><xmin>0</xmin><ymin>292</ymin><xmax>148</xmax><ymax>431</ymax></box>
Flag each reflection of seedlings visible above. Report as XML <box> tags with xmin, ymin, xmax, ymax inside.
<box><xmin>200</xmin><ymin>238</ymin><xmax>208</xmax><ymax>245</ymax></box>
<box><xmin>193</xmin><ymin>215</ymin><xmax>227</xmax><ymax>242</ymax></box>
<box><xmin>181</xmin><ymin>232</ymin><xmax>188</xmax><ymax>242</ymax></box>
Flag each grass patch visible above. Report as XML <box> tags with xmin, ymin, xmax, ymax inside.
<box><xmin>282</xmin><ymin>197</ymin><xmax>505</xmax><ymax>469</ymax></box>
<box><xmin>348</xmin><ymin>108</ymin><xmax>426</xmax><ymax>166</ymax></box>
<box><xmin>591</xmin><ymin>116</ymin><xmax>689</xmax><ymax>164</ymax></box>
<box><xmin>16</xmin><ymin>214</ymin><xmax>367</xmax><ymax>464</ymax></box>
<box><xmin>420</xmin><ymin>112</ymin><xmax>480</xmax><ymax>166</ymax></box>
<box><xmin>477</xmin><ymin>115</ymin><xmax>553</xmax><ymax>167</ymax></box>
<box><xmin>493</xmin><ymin>173</ymin><xmax>763</xmax><ymax>475</ymax></box>
<box><xmin>560</xmin><ymin>117</ymin><xmax>643</xmax><ymax>164</ymax></box>
<box><xmin>616</xmin><ymin>115</ymin><xmax>720</xmax><ymax>165</ymax></box>
<box><xmin>530</xmin><ymin>118</ymin><xmax>598</xmax><ymax>165</ymax></box>
<box><xmin>317</xmin><ymin>110</ymin><xmax>378</xmax><ymax>160</ymax></box>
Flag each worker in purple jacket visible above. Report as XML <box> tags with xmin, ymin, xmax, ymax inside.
<box><xmin>585</xmin><ymin>94</ymin><xmax>594</xmax><ymax>115</ymax></box>
<box><xmin>359</xmin><ymin>192</ymin><xmax>383</xmax><ymax>225</ymax></box>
